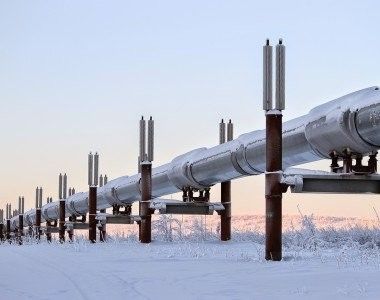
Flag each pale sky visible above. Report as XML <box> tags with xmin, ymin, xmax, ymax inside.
<box><xmin>1</xmin><ymin>1</ymin><xmax>380</xmax><ymax>218</ymax></box>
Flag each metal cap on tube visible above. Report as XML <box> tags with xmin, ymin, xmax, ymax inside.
<box><xmin>88</xmin><ymin>153</ymin><xmax>93</xmax><ymax>186</ymax></box>
<box><xmin>227</xmin><ymin>119</ymin><xmax>233</xmax><ymax>142</ymax></box>
<box><xmin>275</xmin><ymin>39</ymin><xmax>285</xmax><ymax>110</ymax></box>
<box><xmin>219</xmin><ymin>119</ymin><xmax>226</xmax><ymax>144</ymax></box>
<box><xmin>263</xmin><ymin>39</ymin><xmax>273</xmax><ymax>111</ymax></box>
<box><xmin>148</xmin><ymin>116</ymin><xmax>154</xmax><ymax>162</ymax></box>
<box><xmin>94</xmin><ymin>152</ymin><xmax>99</xmax><ymax>186</ymax></box>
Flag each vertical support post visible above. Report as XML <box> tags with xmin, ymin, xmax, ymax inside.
<box><xmin>88</xmin><ymin>152</ymin><xmax>98</xmax><ymax>243</ymax></box>
<box><xmin>0</xmin><ymin>209</ymin><xmax>4</xmax><ymax>241</ymax></box>
<box><xmin>6</xmin><ymin>219</ymin><xmax>11</xmax><ymax>241</ymax></box>
<box><xmin>88</xmin><ymin>186</ymin><xmax>97</xmax><ymax>243</ymax></box>
<box><xmin>35</xmin><ymin>209</ymin><xmax>41</xmax><ymax>240</ymax></box>
<box><xmin>59</xmin><ymin>199</ymin><xmax>65</xmax><ymax>243</ymax></box>
<box><xmin>139</xmin><ymin>161</ymin><xmax>152</xmax><ymax>243</ymax></box>
<box><xmin>264</xmin><ymin>39</ymin><xmax>285</xmax><ymax>261</ymax></box>
<box><xmin>220</xmin><ymin>119</ymin><xmax>233</xmax><ymax>241</ymax></box>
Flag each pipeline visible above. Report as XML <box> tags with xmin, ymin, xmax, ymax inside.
<box><xmin>10</xmin><ymin>86</ymin><xmax>380</xmax><ymax>229</ymax></box>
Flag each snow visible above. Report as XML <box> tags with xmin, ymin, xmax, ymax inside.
<box><xmin>0</xmin><ymin>215</ymin><xmax>379</xmax><ymax>299</ymax></box>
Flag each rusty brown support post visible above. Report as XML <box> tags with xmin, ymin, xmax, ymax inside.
<box><xmin>46</xmin><ymin>220</ymin><xmax>52</xmax><ymax>242</ymax></box>
<box><xmin>99</xmin><ymin>209</ymin><xmax>106</xmax><ymax>242</ymax></box>
<box><xmin>265</xmin><ymin>111</ymin><xmax>283</xmax><ymax>261</ymax></box>
<box><xmin>0</xmin><ymin>223</ymin><xmax>4</xmax><ymax>241</ymax></box>
<box><xmin>88</xmin><ymin>186</ymin><xmax>97</xmax><ymax>243</ymax></box>
<box><xmin>6</xmin><ymin>219</ymin><xmax>11</xmax><ymax>241</ymax></box>
<box><xmin>59</xmin><ymin>200</ymin><xmax>65</xmax><ymax>242</ymax></box>
<box><xmin>18</xmin><ymin>214</ymin><xmax>24</xmax><ymax>237</ymax></box>
<box><xmin>221</xmin><ymin>181</ymin><xmax>231</xmax><ymax>241</ymax></box>
<box><xmin>35</xmin><ymin>209</ymin><xmax>42</xmax><ymax>240</ymax></box>
<box><xmin>139</xmin><ymin>161</ymin><xmax>152</xmax><ymax>243</ymax></box>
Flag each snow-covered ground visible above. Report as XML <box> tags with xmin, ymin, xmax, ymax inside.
<box><xmin>0</xmin><ymin>215</ymin><xmax>379</xmax><ymax>299</ymax></box>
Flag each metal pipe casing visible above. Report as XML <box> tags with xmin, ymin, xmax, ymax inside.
<box><xmin>275</xmin><ymin>40</ymin><xmax>285</xmax><ymax>110</ymax></box>
<box><xmin>94</xmin><ymin>153</ymin><xmax>99</xmax><ymax>186</ymax></box>
<box><xmin>219</xmin><ymin>119</ymin><xmax>226</xmax><ymax>144</ymax></box>
<box><xmin>104</xmin><ymin>175</ymin><xmax>108</xmax><ymax>185</ymax></box>
<box><xmin>139</xmin><ymin>117</ymin><xmax>146</xmax><ymax>162</ymax></box>
<box><xmin>148</xmin><ymin>117</ymin><xmax>154</xmax><ymax>162</ymax></box>
<box><xmin>263</xmin><ymin>39</ymin><xmax>273</xmax><ymax>111</ymax></box>
<box><xmin>88</xmin><ymin>153</ymin><xmax>93</xmax><ymax>186</ymax></box>
<box><xmin>21</xmin><ymin>197</ymin><xmax>24</xmax><ymax>214</ymax></box>
<box><xmin>18</xmin><ymin>197</ymin><xmax>21</xmax><ymax>213</ymax></box>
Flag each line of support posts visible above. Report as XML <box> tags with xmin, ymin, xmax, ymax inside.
<box><xmin>263</xmin><ymin>38</ymin><xmax>285</xmax><ymax>261</ymax></box>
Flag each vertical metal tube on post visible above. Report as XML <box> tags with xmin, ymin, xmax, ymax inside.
<box><xmin>59</xmin><ymin>173</ymin><xmax>63</xmax><ymax>200</ymax></box>
<box><xmin>99</xmin><ymin>175</ymin><xmax>104</xmax><ymax>187</ymax></box>
<box><xmin>263</xmin><ymin>39</ymin><xmax>273</xmax><ymax>111</ymax></box>
<box><xmin>139</xmin><ymin>117</ymin><xmax>146</xmax><ymax>163</ymax></box>
<box><xmin>94</xmin><ymin>153</ymin><xmax>99</xmax><ymax>186</ymax></box>
<box><xmin>104</xmin><ymin>175</ymin><xmax>108</xmax><ymax>185</ymax></box>
<box><xmin>139</xmin><ymin>162</ymin><xmax>152</xmax><ymax>243</ymax></box>
<box><xmin>35</xmin><ymin>187</ymin><xmax>39</xmax><ymax>208</ymax></box>
<box><xmin>39</xmin><ymin>187</ymin><xmax>43</xmax><ymax>209</ymax></box>
<box><xmin>148</xmin><ymin>117</ymin><xmax>154</xmax><ymax>162</ymax></box>
<box><xmin>63</xmin><ymin>174</ymin><xmax>67</xmax><ymax>199</ymax></box>
<box><xmin>264</xmin><ymin>39</ymin><xmax>285</xmax><ymax>261</ymax></box>
<box><xmin>88</xmin><ymin>153</ymin><xmax>93</xmax><ymax>186</ymax></box>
